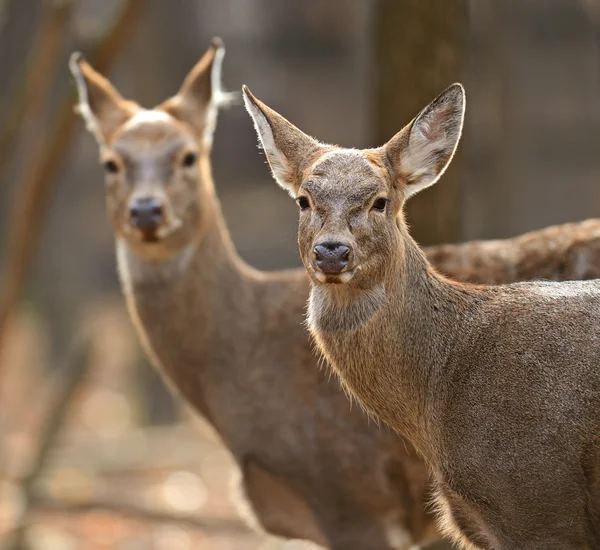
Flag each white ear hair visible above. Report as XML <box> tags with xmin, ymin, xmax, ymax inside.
<box><xmin>203</xmin><ymin>39</ymin><xmax>240</xmax><ymax>148</ymax></box>
<box><xmin>402</xmin><ymin>83</ymin><xmax>465</xmax><ymax>199</ymax></box>
<box><xmin>69</xmin><ymin>52</ymin><xmax>106</xmax><ymax>148</ymax></box>
<box><xmin>242</xmin><ymin>87</ymin><xmax>296</xmax><ymax>195</ymax></box>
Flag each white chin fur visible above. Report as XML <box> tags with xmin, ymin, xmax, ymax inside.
<box><xmin>312</xmin><ymin>269</ymin><xmax>357</xmax><ymax>285</ymax></box>
<box><xmin>313</xmin><ymin>271</ymin><xmax>328</xmax><ymax>283</ymax></box>
<box><xmin>122</xmin><ymin>109</ymin><xmax>173</xmax><ymax>130</ymax></box>
<box><xmin>338</xmin><ymin>271</ymin><xmax>355</xmax><ymax>283</ymax></box>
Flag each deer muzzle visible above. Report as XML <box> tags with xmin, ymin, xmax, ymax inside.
<box><xmin>313</xmin><ymin>241</ymin><xmax>353</xmax><ymax>275</ymax></box>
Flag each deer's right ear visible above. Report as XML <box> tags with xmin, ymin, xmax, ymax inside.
<box><xmin>242</xmin><ymin>86</ymin><xmax>322</xmax><ymax>196</ymax></box>
<box><xmin>69</xmin><ymin>53</ymin><xmax>137</xmax><ymax>146</ymax></box>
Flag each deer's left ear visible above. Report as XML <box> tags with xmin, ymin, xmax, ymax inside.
<box><xmin>383</xmin><ymin>83</ymin><xmax>465</xmax><ymax>199</ymax></box>
<box><xmin>160</xmin><ymin>38</ymin><xmax>237</xmax><ymax>147</ymax></box>
<box><xmin>242</xmin><ymin>86</ymin><xmax>324</xmax><ymax>196</ymax></box>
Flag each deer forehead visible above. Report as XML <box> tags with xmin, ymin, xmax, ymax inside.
<box><xmin>113</xmin><ymin>113</ymin><xmax>194</xmax><ymax>158</ymax></box>
<box><xmin>123</xmin><ymin>109</ymin><xmax>174</xmax><ymax>129</ymax></box>
<box><xmin>304</xmin><ymin>149</ymin><xmax>387</xmax><ymax>202</ymax></box>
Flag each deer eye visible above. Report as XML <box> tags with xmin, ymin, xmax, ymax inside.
<box><xmin>182</xmin><ymin>152</ymin><xmax>197</xmax><ymax>168</ymax></box>
<box><xmin>103</xmin><ymin>160</ymin><xmax>119</xmax><ymax>174</ymax></box>
<box><xmin>296</xmin><ymin>196</ymin><xmax>311</xmax><ymax>211</ymax></box>
<box><xmin>372</xmin><ymin>197</ymin><xmax>388</xmax><ymax>212</ymax></box>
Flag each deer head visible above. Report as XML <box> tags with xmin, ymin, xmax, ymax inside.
<box><xmin>70</xmin><ymin>39</ymin><xmax>235</xmax><ymax>261</ymax></box>
<box><xmin>243</xmin><ymin>84</ymin><xmax>465</xmax><ymax>289</ymax></box>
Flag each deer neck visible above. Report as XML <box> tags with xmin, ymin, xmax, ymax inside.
<box><xmin>116</xmin><ymin>154</ymin><xmax>256</xmax><ymax>424</ymax></box>
<box><xmin>308</xmin><ymin>228</ymin><xmax>478</xmax><ymax>459</ymax></box>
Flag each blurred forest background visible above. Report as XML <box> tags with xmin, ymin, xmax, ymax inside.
<box><xmin>1</xmin><ymin>0</ymin><xmax>600</xmax><ymax>548</ymax></box>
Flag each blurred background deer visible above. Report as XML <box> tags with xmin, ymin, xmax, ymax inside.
<box><xmin>2</xmin><ymin>1</ymin><xmax>600</xmax><ymax>549</ymax></box>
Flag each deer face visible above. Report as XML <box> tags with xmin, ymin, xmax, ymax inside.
<box><xmin>70</xmin><ymin>39</ymin><xmax>232</xmax><ymax>261</ymax></box>
<box><xmin>293</xmin><ymin>149</ymin><xmax>398</xmax><ymax>286</ymax></box>
<box><xmin>243</xmin><ymin>84</ymin><xmax>465</xmax><ymax>288</ymax></box>
<box><xmin>99</xmin><ymin>111</ymin><xmax>200</xmax><ymax>256</ymax></box>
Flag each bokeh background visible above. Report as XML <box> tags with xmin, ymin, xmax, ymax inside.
<box><xmin>0</xmin><ymin>0</ymin><xmax>599</xmax><ymax>548</ymax></box>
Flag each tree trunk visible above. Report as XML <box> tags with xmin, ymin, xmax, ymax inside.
<box><xmin>372</xmin><ymin>0</ymin><xmax>467</xmax><ymax>245</ymax></box>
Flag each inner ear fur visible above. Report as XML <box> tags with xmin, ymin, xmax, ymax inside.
<box><xmin>383</xmin><ymin>83</ymin><xmax>465</xmax><ymax>199</ymax></box>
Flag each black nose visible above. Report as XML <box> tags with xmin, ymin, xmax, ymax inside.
<box><xmin>314</xmin><ymin>242</ymin><xmax>351</xmax><ymax>274</ymax></box>
<box><xmin>129</xmin><ymin>197</ymin><xmax>164</xmax><ymax>230</ymax></box>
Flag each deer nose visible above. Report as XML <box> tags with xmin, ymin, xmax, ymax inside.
<box><xmin>313</xmin><ymin>242</ymin><xmax>352</xmax><ymax>274</ymax></box>
<box><xmin>129</xmin><ymin>197</ymin><xmax>164</xmax><ymax>230</ymax></box>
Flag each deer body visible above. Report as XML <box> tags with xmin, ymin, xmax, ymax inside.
<box><xmin>243</xmin><ymin>82</ymin><xmax>600</xmax><ymax>549</ymax></box>
<box><xmin>311</xmin><ymin>238</ymin><xmax>600</xmax><ymax>549</ymax></box>
<box><xmin>427</xmin><ymin>218</ymin><xmax>600</xmax><ymax>284</ymax></box>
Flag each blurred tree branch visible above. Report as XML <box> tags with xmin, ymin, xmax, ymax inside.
<box><xmin>8</xmin><ymin>334</ymin><xmax>92</xmax><ymax>550</ymax></box>
<box><xmin>44</xmin><ymin>423</ymin><xmax>220</xmax><ymax>474</ymax></box>
<box><xmin>35</xmin><ymin>498</ymin><xmax>253</xmax><ymax>536</ymax></box>
<box><xmin>0</xmin><ymin>0</ymin><xmax>147</xmax><ymax>368</ymax></box>
<box><xmin>2</xmin><ymin>328</ymin><xmax>251</xmax><ymax>546</ymax></box>
<box><xmin>0</xmin><ymin>0</ymin><xmax>75</xmax><ymax>177</ymax></box>
<box><xmin>372</xmin><ymin>0</ymin><xmax>467</xmax><ymax>245</ymax></box>
<box><xmin>582</xmin><ymin>0</ymin><xmax>600</xmax><ymax>58</ymax></box>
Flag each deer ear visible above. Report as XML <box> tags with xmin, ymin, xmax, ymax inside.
<box><xmin>384</xmin><ymin>83</ymin><xmax>465</xmax><ymax>199</ymax></box>
<box><xmin>160</xmin><ymin>38</ymin><xmax>237</xmax><ymax>147</ymax></box>
<box><xmin>242</xmin><ymin>86</ymin><xmax>323</xmax><ymax>196</ymax></box>
<box><xmin>69</xmin><ymin>53</ymin><xmax>137</xmax><ymax>146</ymax></box>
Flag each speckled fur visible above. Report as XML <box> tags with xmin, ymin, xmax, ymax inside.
<box><xmin>244</xmin><ymin>83</ymin><xmax>600</xmax><ymax>549</ymax></box>
<box><xmin>426</xmin><ymin>219</ymin><xmax>600</xmax><ymax>284</ymax></box>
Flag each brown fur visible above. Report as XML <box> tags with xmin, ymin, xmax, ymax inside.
<box><xmin>244</xmin><ymin>83</ymin><xmax>600</xmax><ymax>550</ymax></box>
<box><xmin>71</xmin><ymin>41</ymin><xmax>437</xmax><ymax>550</ymax></box>
<box><xmin>425</xmin><ymin>219</ymin><xmax>600</xmax><ymax>284</ymax></box>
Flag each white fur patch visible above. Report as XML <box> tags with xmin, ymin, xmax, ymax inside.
<box><xmin>69</xmin><ymin>53</ymin><xmax>106</xmax><ymax>147</ymax></box>
<box><xmin>116</xmin><ymin>239</ymin><xmax>133</xmax><ymax>296</ymax></box>
<box><xmin>384</xmin><ymin>518</ymin><xmax>414</xmax><ymax>550</ymax></box>
<box><xmin>122</xmin><ymin>109</ymin><xmax>173</xmax><ymax>130</ymax></box>
<box><xmin>203</xmin><ymin>48</ymin><xmax>221</xmax><ymax>148</ymax></box>
<box><xmin>204</xmin><ymin>43</ymin><xmax>239</xmax><ymax>147</ymax></box>
<box><xmin>116</xmin><ymin>238</ymin><xmax>195</xmax><ymax>282</ymax></box>
<box><xmin>242</xmin><ymin>89</ymin><xmax>295</xmax><ymax>196</ymax></box>
<box><xmin>430</xmin><ymin>490</ymin><xmax>479</xmax><ymax>550</ymax></box>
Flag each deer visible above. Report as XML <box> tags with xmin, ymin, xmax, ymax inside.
<box><xmin>243</xmin><ymin>82</ymin><xmax>600</xmax><ymax>550</ymax></box>
<box><xmin>426</xmin><ymin>218</ymin><xmax>600</xmax><ymax>285</ymax></box>
<box><xmin>69</xmin><ymin>39</ymin><xmax>447</xmax><ymax>550</ymax></box>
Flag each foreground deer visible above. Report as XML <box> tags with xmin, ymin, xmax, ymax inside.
<box><xmin>243</xmin><ymin>83</ymin><xmax>600</xmax><ymax>549</ymax></box>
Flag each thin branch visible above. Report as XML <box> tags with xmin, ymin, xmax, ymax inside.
<box><xmin>0</xmin><ymin>0</ymin><xmax>147</xmax><ymax>365</ymax></box>
<box><xmin>0</xmin><ymin>0</ymin><xmax>75</xmax><ymax>178</ymax></box>
<box><xmin>35</xmin><ymin>498</ymin><xmax>253</xmax><ymax>536</ymax></box>
<box><xmin>42</xmin><ymin>424</ymin><xmax>220</xmax><ymax>475</ymax></box>
<box><xmin>8</xmin><ymin>334</ymin><xmax>93</xmax><ymax>550</ymax></box>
